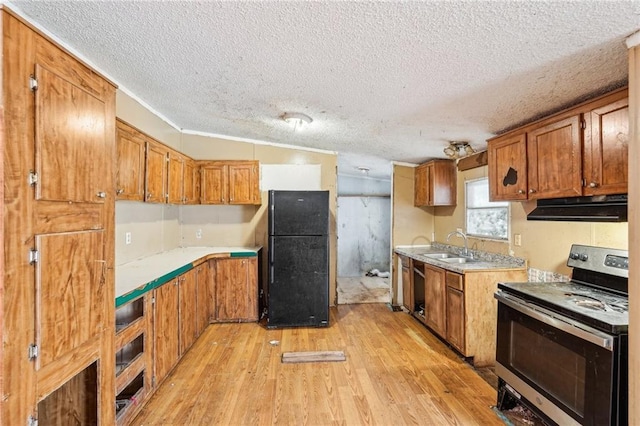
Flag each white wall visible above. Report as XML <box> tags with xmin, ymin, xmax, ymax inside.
<box><xmin>337</xmin><ymin>196</ymin><xmax>391</xmax><ymax>276</ymax></box>
<box><xmin>336</xmin><ymin>174</ymin><xmax>392</xmax><ymax>277</ymax></box>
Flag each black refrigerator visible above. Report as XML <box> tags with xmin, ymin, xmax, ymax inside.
<box><xmin>267</xmin><ymin>190</ymin><xmax>329</xmax><ymax>328</ymax></box>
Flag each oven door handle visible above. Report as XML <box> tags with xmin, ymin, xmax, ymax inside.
<box><xmin>496</xmin><ymin>292</ymin><xmax>614</xmax><ymax>351</ymax></box>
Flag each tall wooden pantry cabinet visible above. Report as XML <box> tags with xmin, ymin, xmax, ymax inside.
<box><xmin>1</xmin><ymin>7</ymin><xmax>117</xmax><ymax>425</ymax></box>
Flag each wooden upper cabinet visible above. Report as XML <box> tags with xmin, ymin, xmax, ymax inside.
<box><xmin>145</xmin><ymin>140</ymin><xmax>168</xmax><ymax>203</ymax></box>
<box><xmin>167</xmin><ymin>151</ymin><xmax>185</xmax><ymax>204</ymax></box>
<box><xmin>487</xmin><ymin>132</ymin><xmax>528</xmax><ymax>201</ymax></box>
<box><xmin>116</xmin><ymin>120</ymin><xmax>145</xmax><ymax>201</ymax></box>
<box><xmin>200</xmin><ymin>163</ymin><xmax>228</xmax><ymax>204</ymax></box>
<box><xmin>183</xmin><ymin>159</ymin><xmax>200</xmax><ymax>204</ymax></box>
<box><xmin>487</xmin><ymin>88</ymin><xmax>628</xmax><ymax>201</ymax></box>
<box><xmin>35</xmin><ymin>64</ymin><xmax>109</xmax><ymax>204</ymax></box>
<box><xmin>414</xmin><ymin>164</ymin><xmax>428</xmax><ymax>206</ymax></box>
<box><xmin>228</xmin><ymin>162</ymin><xmax>260</xmax><ymax>204</ymax></box>
<box><xmin>414</xmin><ymin>160</ymin><xmax>456</xmax><ymax>207</ymax></box>
<box><xmin>200</xmin><ymin>161</ymin><xmax>260</xmax><ymax>205</ymax></box>
<box><xmin>583</xmin><ymin>97</ymin><xmax>629</xmax><ymax>196</ymax></box>
<box><xmin>527</xmin><ymin>115</ymin><xmax>583</xmax><ymax>199</ymax></box>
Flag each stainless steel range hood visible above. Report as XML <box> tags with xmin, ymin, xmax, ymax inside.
<box><xmin>527</xmin><ymin>194</ymin><xmax>627</xmax><ymax>222</ymax></box>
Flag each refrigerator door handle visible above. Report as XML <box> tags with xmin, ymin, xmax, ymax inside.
<box><xmin>269</xmin><ymin>203</ymin><xmax>275</xmax><ymax>236</ymax></box>
<box><xmin>270</xmin><ymin>265</ymin><xmax>274</xmax><ymax>284</ymax></box>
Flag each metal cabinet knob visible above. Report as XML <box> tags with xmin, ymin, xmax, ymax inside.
<box><xmin>116</xmin><ymin>189</ymin><xmax>124</xmax><ymax>195</ymax></box>
<box><xmin>529</xmin><ymin>189</ymin><xmax>536</xmax><ymax>194</ymax></box>
<box><xmin>96</xmin><ymin>191</ymin><xmax>106</xmax><ymax>198</ymax></box>
<box><xmin>517</xmin><ymin>189</ymin><xmax>525</xmax><ymax>194</ymax></box>
<box><xmin>147</xmin><ymin>192</ymin><xmax>152</xmax><ymax>199</ymax></box>
<box><xmin>589</xmin><ymin>182</ymin><xmax>599</xmax><ymax>188</ymax></box>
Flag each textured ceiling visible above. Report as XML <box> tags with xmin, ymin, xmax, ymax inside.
<box><xmin>9</xmin><ymin>1</ymin><xmax>640</xmax><ymax>179</ymax></box>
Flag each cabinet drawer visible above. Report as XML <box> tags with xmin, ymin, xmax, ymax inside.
<box><xmin>445</xmin><ymin>271</ymin><xmax>463</xmax><ymax>291</ymax></box>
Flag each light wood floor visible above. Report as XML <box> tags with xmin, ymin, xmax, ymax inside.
<box><xmin>132</xmin><ymin>304</ymin><xmax>503</xmax><ymax>425</ymax></box>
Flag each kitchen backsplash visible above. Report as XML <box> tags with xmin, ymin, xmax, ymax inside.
<box><xmin>431</xmin><ymin>242</ymin><xmax>526</xmax><ymax>266</ymax></box>
<box><xmin>527</xmin><ymin>267</ymin><xmax>570</xmax><ymax>283</ymax></box>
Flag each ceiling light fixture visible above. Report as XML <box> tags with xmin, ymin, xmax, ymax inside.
<box><xmin>357</xmin><ymin>166</ymin><xmax>370</xmax><ymax>175</ymax></box>
<box><xmin>281</xmin><ymin>112</ymin><xmax>313</xmax><ymax>131</ymax></box>
<box><xmin>443</xmin><ymin>141</ymin><xmax>475</xmax><ymax>159</ymax></box>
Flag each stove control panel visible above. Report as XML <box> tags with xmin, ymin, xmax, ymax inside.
<box><xmin>604</xmin><ymin>255</ymin><xmax>629</xmax><ymax>270</ymax></box>
<box><xmin>567</xmin><ymin>244</ymin><xmax>629</xmax><ymax>278</ymax></box>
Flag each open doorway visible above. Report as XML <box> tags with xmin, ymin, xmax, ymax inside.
<box><xmin>336</xmin><ymin>174</ymin><xmax>391</xmax><ymax>304</ymax></box>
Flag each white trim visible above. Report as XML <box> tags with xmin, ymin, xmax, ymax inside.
<box><xmin>626</xmin><ymin>30</ymin><xmax>640</xmax><ymax>49</ymax></box>
<box><xmin>182</xmin><ymin>129</ymin><xmax>337</xmax><ymax>154</ymax></box>
<box><xmin>392</xmin><ymin>160</ymin><xmax>420</xmax><ymax>168</ymax></box>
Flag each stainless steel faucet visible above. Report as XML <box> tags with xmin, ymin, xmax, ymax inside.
<box><xmin>446</xmin><ymin>230</ymin><xmax>469</xmax><ymax>257</ymax></box>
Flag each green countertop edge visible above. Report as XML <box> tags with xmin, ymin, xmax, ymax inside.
<box><xmin>230</xmin><ymin>251</ymin><xmax>257</xmax><ymax>257</ymax></box>
<box><xmin>115</xmin><ymin>251</ymin><xmax>258</xmax><ymax>308</ymax></box>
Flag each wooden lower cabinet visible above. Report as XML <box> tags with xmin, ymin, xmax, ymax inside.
<box><xmin>400</xmin><ymin>255</ymin><xmax>413</xmax><ymax>312</ymax></box>
<box><xmin>195</xmin><ymin>262</ymin><xmax>212</xmax><ymax>336</ymax></box>
<box><xmin>153</xmin><ymin>279</ymin><xmax>180</xmax><ymax>385</ymax></box>
<box><xmin>424</xmin><ymin>264</ymin><xmax>446</xmax><ymax>338</ymax></box>
<box><xmin>412</xmin><ymin>261</ymin><xmax>526</xmax><ymax>366</ymax></box>
<box><xmin>113</xmin><ymin>255</ymin><xmax>257</xmax><ymax>421</ymax></box>
<box><xmin>214</xmin><ymin>257</ymin><xmax>258</xmax><ymax>322</ymax></box>
<box><xmin>179</xmin><ymin>269</ymin><xmax>197</xmax><ymax>355</ymax></box>
<box><xmin>445</xmin><ymin>272</ymin><xmax>465</xmax><ymax>353</ymax></box>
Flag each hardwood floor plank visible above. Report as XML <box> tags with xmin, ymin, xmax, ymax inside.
<box><xmin>132</xmin><ymin>304</ymin><xmax>501</xmax><ymax>425</ymax></box>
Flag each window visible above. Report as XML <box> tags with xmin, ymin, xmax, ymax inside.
<box><xmin>465</xmin><ymin>178</ymin><xmax>509</xmax><ymax>240</ymax></box>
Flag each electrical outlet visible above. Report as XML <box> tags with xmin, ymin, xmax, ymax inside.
<box><xmin>456</xmin><ymin>227</ymin><xmax>463</xmax><ymax>233</ymax></box>
<box><xmin>514</xmin><ymin>234</ymin><xmax>522</xmax><ymax>247</ymax></box>
<box><xmin>125</xmin><ymin>232</ymin><xmax>132</xmax><ymax>245</ymax></box>
<box><xmin>196</xmin><ymin>229</ymin><xmax>202</xmax><ymax>239</ymax></box>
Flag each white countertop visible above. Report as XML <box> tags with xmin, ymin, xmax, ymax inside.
<box><xmin>115</xmin><ymin>246</ymin><xmax>260</xmax><ymax>301</ymax></box>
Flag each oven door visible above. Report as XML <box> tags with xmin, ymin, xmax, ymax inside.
<box><xmin>495</xmin><ymin>291</ymin><xmax>624</xmax><ymax>426</ymax></box>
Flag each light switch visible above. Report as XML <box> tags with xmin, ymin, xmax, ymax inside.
<box><xmin>125</xmin><ymin>232</ymin><xmax>132</xmax><ymax>245</ymax></box>
<box><xmin>514</xmin><ymin>234</ymin><xmax>522</xmax><ymax>246</ymax></box>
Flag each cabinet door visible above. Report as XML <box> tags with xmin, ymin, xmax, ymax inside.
<box><xmin>167</xmin><ymin>152</ymin><xmax>184</xmax><ymax>204</ymax></box>
<box><xmin>445</xmin><ymin>272</ymin><xmax>465</xmax><ymax>353</ymax></box>
<box><xmin>35</xmin><ymin>65</ymin><xmax>108</xmax><ymax>204</ymax></box>
<box><xmin>195</xmin><ymin>263</ymin><xmax>211</xmax><ymax>336</ymax></box>
<box><xmin>116</xmin><ymin>121</ymin><xmax>145</xmax><ymax>201</ymax></box>
<box><xmin>414</xmin><ymin>164</ymin><xmax>428</xmax><ymax>207</ymax></box>
<box><xmin>200</xmin><ymin>163</ymin><xmax>228</xmax><ymax>204</ymax></box>
<box><xmin>35</xmin><ymin>231</ymin><xmax>105</xmax><ymax>370</ymax></box>
<box><xmin>179</xmin><ymin>269</ymin><xmax>197</xmax><ymax>355</ymax></box>
<box><xmin>400</xmin><ymin>257</ymin><xmax>413</xmax><ymax>312</ymax></box>
<box><xmin>215</xmin><ymin>257</ymin><xmax>258</xmax><ymax>321</ymax></box>
<box><xmin>424</xmin><ymin>265</ymin><xmax>446</xmax><ymax>338</ymax></box>
<box><xmin>154</xmin><ymin>280</ymin><xmax>179</xmax><ymax>384</ymax></box>
<box><xmin>583</xmin><ymin>98</ymin><xmax>629</xmax><ymax>196</ymax></box>
<box><xmin>228</xmin><ymin>162</ymin><xmax>259</xmax><ymax>204</ymax></box>
<box><xmin>527</xmin><ymin>115</ymin><xmax>582</xmax><ymax>199</ymax></box>
<box><xmin>488</xmin><ymin>132</ymin><xmax>528</xmax><ymax>201</ymax></box>
<box><xmin>183</xmin><ymin>159</ymin><xmax>199</xmax><ymax>204</ymax></box>
<box><xmin>431</xmin><ymin>161</ymin><xmax>456</xmax><ymax>206</ymax></box>
<box><xmin>145</xmin><ymin>141</ymin><xmax>168</xmax><ymax>203</ymax></box>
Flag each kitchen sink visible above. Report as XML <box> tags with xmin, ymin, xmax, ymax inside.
<box><xmin>423</xmin><ymin>253</ymin><xmax>458</xmax><ymax>259</ymax></box>
<box><xmin>441</xmin><ymin>257</ymin><xmax>477</xmax><ymax>264</ymax></box>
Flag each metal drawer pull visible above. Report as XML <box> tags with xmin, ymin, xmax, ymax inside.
<box><xmin>96</xmin><ymin>191</ymin><xmax>106</xmax><ymax>198</ymax></box>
